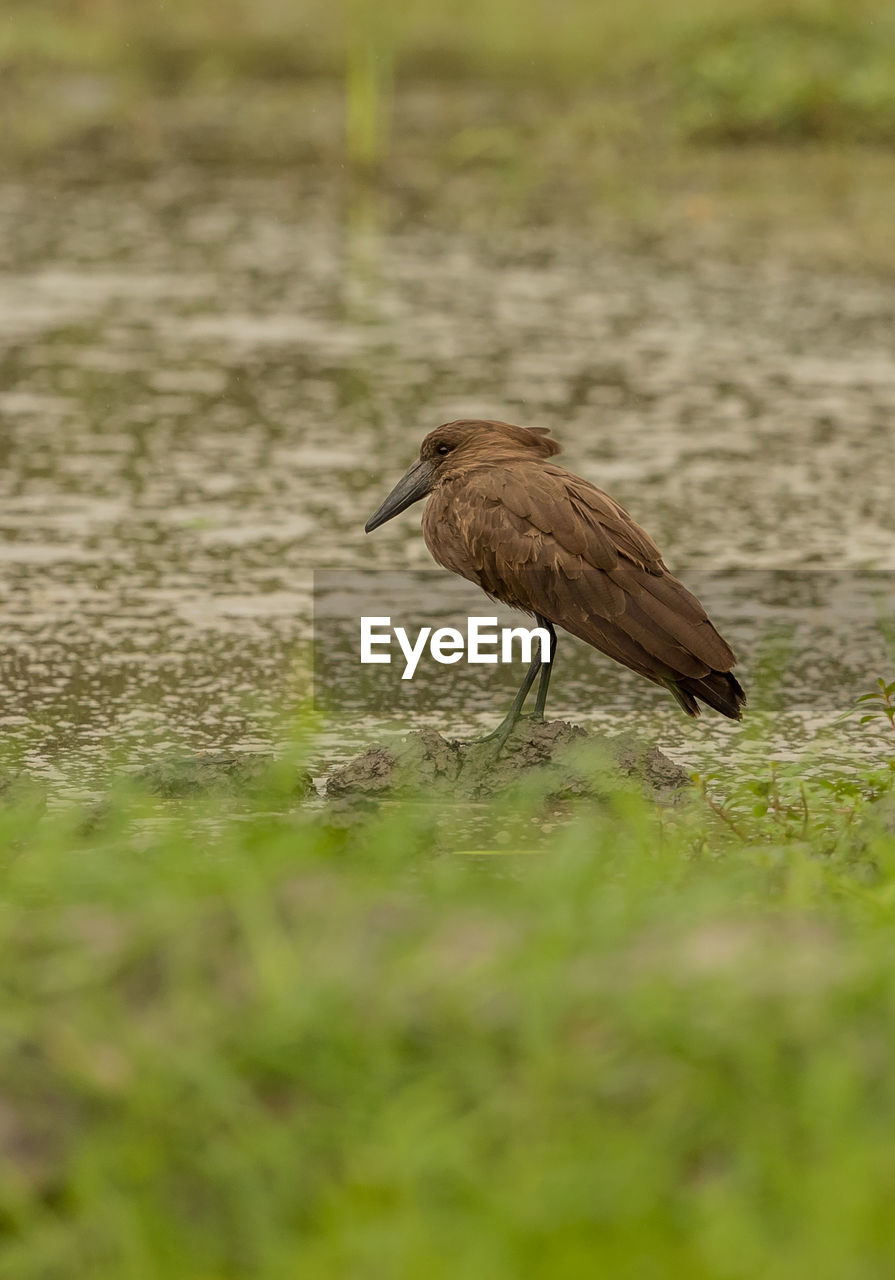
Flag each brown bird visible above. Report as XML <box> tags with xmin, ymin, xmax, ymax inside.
<box><xmin>365</xmin><ymin>419</ymin><xmax>744</xmax><ymax>748</ymax></box>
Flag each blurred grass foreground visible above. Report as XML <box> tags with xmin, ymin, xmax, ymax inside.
<box><xmin>0</xmin><ymin>738</ymin><xmax>894</xmax><ymax>1278</ymax></box>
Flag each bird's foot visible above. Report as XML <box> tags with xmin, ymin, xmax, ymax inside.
<box><xmin>473</xmin><ymin>711</ymin><xmax>543</xmax><ymax>755</ymax></box>
<box><xmin>473</xmin><ymin>725</ymin><xmax>509</xmax><ymax>747</ymax></box>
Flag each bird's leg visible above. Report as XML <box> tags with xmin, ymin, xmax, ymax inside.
<box><xmin>530</xmin><ymin>616</ymin><xmax>556</xmax><ymax>722</ymax></box>
<box><xmin>476</xmin><ymin>649</ymin><xmax>543</xmax><ymax>751</ymax></box>
<box><xmin>475</xmin><ymin>617</ymin><xmax>557</xmax><ymax>753</ymax></box>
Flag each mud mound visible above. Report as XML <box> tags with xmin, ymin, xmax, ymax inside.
<box><xmin>135</xmin><ymin>752</ymin><xmax>314</xmax><ymax>799</ymax></box>
<box><xmin>326</xmin><ymin>720</ymin><xmax>689</xmax><ymax>804</ymax></box>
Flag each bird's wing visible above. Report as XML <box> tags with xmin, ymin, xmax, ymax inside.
<box><xmin>424</xmin><ymin>461</ymin><xmax>736</xmax><ymax>682</ymax></box>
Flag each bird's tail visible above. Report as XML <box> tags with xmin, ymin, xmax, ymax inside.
<box><xmin>666</xmin><ymin>670</ymin><xmax>746</xmax><ymax>721</ymax></box>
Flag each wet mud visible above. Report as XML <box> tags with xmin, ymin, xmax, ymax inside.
<box><xmin>326</xmin><ymin>720</ymin><xmax>690</xmax><ymax>804</ymax></box>
<box><xmin>134</xmin><ymin>752</ymin><xmax>314</xmax><ymax>799</ymax></box>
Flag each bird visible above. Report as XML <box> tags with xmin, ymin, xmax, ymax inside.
<box><xmin>365</xmin><ymin>419</ymin><xmax>744</xmax><ymax>749</ymax></box>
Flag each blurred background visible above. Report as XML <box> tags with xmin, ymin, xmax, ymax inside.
<box><xmin>1</xmin><ymin>0</ymin><xmax>894</xmax><ymax>785</ymax></box>
<box><xmin>5</xmin><ymin>0</ymin><xmax>895</xmax><ymax>243</ymax></box>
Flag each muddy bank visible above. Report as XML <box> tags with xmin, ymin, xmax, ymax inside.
<box><xmin>326</xmin><ymin>720</ymin><xmax>690</xmax><ymax>804</ymax></box>
<box><xmin>134</xmin><ymin>752</ymin><xmax>315</xmax><ymax>799</ymax></box>
<box><xmin>128</xmin><ymin>722</ymin><xmax>687</xmax><ymax>806</ymax></box>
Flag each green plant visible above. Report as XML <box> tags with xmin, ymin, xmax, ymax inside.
<box><xmin>839</xmin><ymin>676</ymin><xmax>895</xmax><ymax>739</ymax></box>
<box><xmin>345</xmin><ymin>0</ymin><xmax>397</xmax><ymax>168</ymax></box>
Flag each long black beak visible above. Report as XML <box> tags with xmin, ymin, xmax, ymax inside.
<box><xmin>364</xmin><ymin>458</ymin><xmax>436</xmax><ymax>532</ymax></box>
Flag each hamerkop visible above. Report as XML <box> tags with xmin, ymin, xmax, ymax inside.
<box><xmin>365</xmin><ymin>420</ymin><xmax>745</xmax><ymax>747</ymax></box>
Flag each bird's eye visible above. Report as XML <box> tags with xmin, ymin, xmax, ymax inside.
<box><xmin>436</xmin><ymin>443</ymin><xmax>451</xmax><ymax>456</ymax></box>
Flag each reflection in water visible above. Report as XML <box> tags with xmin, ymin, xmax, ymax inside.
<box><xmin>0</xmin><ymin>175</ymin><xmax>893</xmax><ymax>786</ymax></box>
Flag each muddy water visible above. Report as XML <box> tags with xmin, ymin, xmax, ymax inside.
<box><xmin>0</xmin><ymin>175</ymin><xmax>893</xmax><ymax>789</ymax></box>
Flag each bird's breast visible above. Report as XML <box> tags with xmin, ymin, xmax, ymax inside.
<box><xmin>421</xmin><ymin>483</ymin><xmax>536</xmax><ymax>614</ymax></box>
<box><xmin>421</xmin><ymin>488</ymin><xmax>472</xmax><ymax>578</ymax></box>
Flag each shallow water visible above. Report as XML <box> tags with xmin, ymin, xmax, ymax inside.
<box><xmin>1</xmin><ymin>174</ymin><xmax>893</xmax><ymax>789</ymax></box>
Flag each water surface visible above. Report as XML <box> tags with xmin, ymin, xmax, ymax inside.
<box><xmin>1</xmin><ymin>175</ymin><xmax>893</xmax><ymax>788</ymax></box>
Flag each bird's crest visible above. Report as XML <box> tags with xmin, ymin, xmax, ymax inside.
<box><xmin>440</xmin><ymin>419</ymin><xmax>562</xmax><ymax>460</ymax></box>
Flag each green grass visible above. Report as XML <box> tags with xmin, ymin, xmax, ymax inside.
<box><xmin>0</xmin><ymin>734</ymin><xmax>894</xmax><ymax>1277</ymax></box>
<box><xmin>5</xmin><ymin>0</ymin><xmax>895</xmax><ymax>150</ymax></box>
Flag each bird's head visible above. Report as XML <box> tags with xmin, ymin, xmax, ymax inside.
<box><xmin>364</xmin><ymin>419</ymin><xmax>560</xmax><ymax>532</ymax></box>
